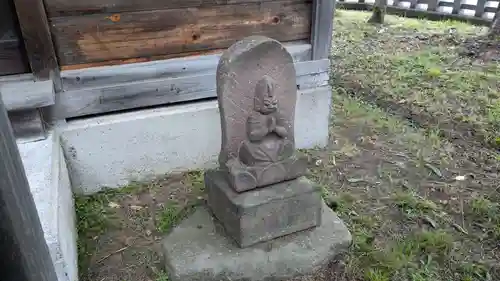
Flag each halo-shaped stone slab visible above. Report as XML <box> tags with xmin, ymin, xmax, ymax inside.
<box><xmin>216</xmin><ymin>36</ymin><xmax>297</xmax><ymax>165</ymax></box>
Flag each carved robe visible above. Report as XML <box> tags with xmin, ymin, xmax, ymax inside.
<box><xmin>239</xmin><ymin>111</ymin><xmax>291</xmax><ymax>166</ymax></box>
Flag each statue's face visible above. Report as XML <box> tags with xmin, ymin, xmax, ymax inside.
<box><xmin>261</xmin><ymin>93</ymin><xmax>277</xmax><ymax>114</ymax></box>
<box><xmin>255</xmin><ymin>76</ymin><xmax>278</xmax><ymax>115</ymax></box>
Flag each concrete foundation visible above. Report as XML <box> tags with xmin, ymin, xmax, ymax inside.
<box><xmin>18</xmin><ymin>131</ymin><xmax>78</xmax><ymax>281</ymax></box>
<box><xmin>161</xmin><ymin>202</ymin><xmax>352</xmax><ymax>281</ymax></box>
<box><xmin>60</xmin><ymin>86</ymin><xmax>332</xmax><ymax>194</ymax></box>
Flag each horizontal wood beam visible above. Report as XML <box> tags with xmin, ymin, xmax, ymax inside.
<box><xmin>12</xmin><ymin>0</ymin><xmax>59</xmax><ymax>80</ymax></box>
<box><xmin>0</xmin><ymin>74</ymin><xmax>55</xmax><ymax>111</ymax></box>
<box><xmin>50</xmin><ymin>0</ymin><xmax>312</xmax><ymax>66</ymax></box>
<box><xmin>57</xmin><ymin>59</ymin><xmax>330</xmax><ymax>119</ymax></box>
<box><xmin>61</xmin><ymin>43</ymin><xmax>312</xmax><ymax>91</ymax></box>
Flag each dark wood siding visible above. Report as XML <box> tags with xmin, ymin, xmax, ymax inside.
<box><xmin>12</xmin><ymin>0</ymin><xmax>59</xmax><ymax>79</ymax></box>
<box><xmin>48</xmin><ymin>0</ymin><xmax>312</xmax><ymax>69</ymax></box>
<box><xmin>0</xmin><ymin>0</ymin><xmax>29</xmax><ymax>76</ymax></box>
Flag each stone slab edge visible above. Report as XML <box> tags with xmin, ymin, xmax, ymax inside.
<box><xmin>161</xmin><ymin>201</ymin><xmax>352</xmax><ymax>281</ymax></box>
<box><xmin>18</xmin><ymin>128</ymin><xmax>78</xmax><ymax>281</ymax></box>
<box><xmin>206</xmin><ymin>170</ymin><xmax>319</xmax><ymax>208</ymax></box>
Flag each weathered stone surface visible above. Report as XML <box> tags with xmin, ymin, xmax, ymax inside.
<box><xmin>217</xmin><ymin>36</ymin><xmax>297</xmax><ymax>163</ymax></box>
<box><xmin>161</xmin><ymin>202</ymin><xmax>352</xmax><ymax>281</ymax></box>
<box><xmin>205</xmin><ymin>169</ymin><xmax>321</xmax><ymax>248</ymax></box>
<box><xmin>216</xmin><ymin>36</ymin><xmax>307</xmax><ymax>192</ymax></box>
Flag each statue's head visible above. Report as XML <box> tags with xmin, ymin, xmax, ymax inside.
<box><xmin>254</xmin><ymin>76</ymin><xmax>278</xmax><ymax>115</ymax></box>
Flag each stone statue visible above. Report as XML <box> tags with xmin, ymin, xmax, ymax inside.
<box><xmin>163</xmin><ymin>39</ymin><xmax>351</xmax><ymax>279</ymax></box>
<box><xmin>223</xmin><ymin>75</ymin><xmax>306</xmax><ymax>192</ymax></box>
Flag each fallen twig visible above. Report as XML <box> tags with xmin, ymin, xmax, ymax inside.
<box><xmin>96</xmin><ymin>246</ymin><xmax>129</xmax><ymax>264</ymax></box>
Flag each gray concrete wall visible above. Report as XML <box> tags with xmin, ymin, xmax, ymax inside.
<box><xmin>18</xmin><ymin>131</ymin><xmax>78</xmax><ymax>281</ymax></box>
<box><xmin>60</xmin><ymin>86</ymin><xmax>332</xmax><ymax>194</ymax></box>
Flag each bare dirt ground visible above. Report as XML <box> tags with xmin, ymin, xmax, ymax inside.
<box><xmin>75</xmin><ymin>11</ymin><xmax>500</xmax><ymax>281</ymax></box>
<box><xmin>76</xmin><ymin>172</ymin><xmax>204</xmax><ymax>281</ymax></box>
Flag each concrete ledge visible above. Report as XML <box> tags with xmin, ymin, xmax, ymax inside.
<box><xmin>18</xmin><ymin>131</ymin><xmax>78</xmax><ymax>281</ymax></box>
<box><xmin>60</xmin><ymin>86</ymin><xmax>332</xmax><ymax>194</ymax></box>
<box><xmin>1</xmin><ymin>73</ymin><xmax>55</xmax><ymax>111</ymax></box>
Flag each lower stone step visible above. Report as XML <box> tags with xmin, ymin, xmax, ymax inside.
<box><xmin>161</xmin><ymin>202</ymin><xmax>352</xmax><ymax>281</ymax></box>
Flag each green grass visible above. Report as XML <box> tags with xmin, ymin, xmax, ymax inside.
<box><xmin>329</xmin><ymin>15</ymin><xmax>500</xmax><ymax>279</ymax></box>
<box><xmin>75</xmin><ymin>186</ymin><xmax>144</xmax><ymax>274</ymax></box>
<box><xmin>333</xmin><ymin>10</ymin><xmax>500</xmax><ymax>148</ymax></box>
<box><xmin>156</xmin><ymin>201</ymin><xmax>182</xmax><ymax>233</ymax></box>
<box><xmin>152</xmin><ymin>268</ymin><xmax>170</xmax><ymax>281</ymax></box>
<box><xmin>75</xmin><ymin>172</ymin><xmax>204</xmax><ymax>280</ymax></box>
<box><xmin>309</xmin><ymin>89</ymin><xmax>500</xmax><ymax>280</ymax></box>
<box><xmin>349</xmin><ymin>228</ymin><xmax>454</xmax><ymax>281</ymax></box>
<box><xmin>393</xmin><ymin>191</ymin><xmax>438</xmax><ymax>216</ymax></box>
<box><xmin>183</xmin><ymin>169</ymin><xmax>205</xmax><ymax>192</ymax></box>
<box><xmin>468</xmin><ymin>196</ymin><xmax>500</xmax><ymax>240</ymax></box>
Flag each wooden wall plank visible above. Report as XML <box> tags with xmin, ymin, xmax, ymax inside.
<box><xmin>57</xmin><ymin>59</ymin><xmax>329</xmax><ymax>118</ymax></box>
<box><xmin>60</xmin><ymin>48</ymin><xmax>224</xmax><ymax>71</ymax></box>
<box><xmin>50</xmin><ymin>1</ymin><xmax>312</xmax><ymax>66</ymax></box>
<box><xmin>8</xmin><ymin>108</ymin><xmax>47</xmax><ymax>142</ymax></box>
<box><xmin>0</xmin><ymin>35</ymin><xmax>29</xmax><ymax>76</ymax></box>
<box><xmin>45</xmin><ymin>0</ymin><xmax>302</xmax><ymax>17</ymax></box>
<box><xmin>12</xmin><ymin>0</ymin><xmax>59</xmax><ymax>80</ymax></box>
<box><xmin>0</xmin><ymin>0</ymin><xmax>30</xmax><ymax>75</ymax></box>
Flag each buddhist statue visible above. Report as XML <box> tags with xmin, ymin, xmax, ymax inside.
<box><xmin>223</xmin><ymin>75</ymin><xmax>307</xmax><ymax>192</ymax></box>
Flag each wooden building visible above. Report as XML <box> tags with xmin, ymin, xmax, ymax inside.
<box><xmin>1</xmin><ymin>0</ymin><xmax>334</xmax><ymax>142</ymax></box>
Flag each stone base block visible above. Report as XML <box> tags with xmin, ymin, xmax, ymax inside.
<box><xmin>205</xmin><ymin>170</ymin><xmax>322</xmax><ymax>247</ymax></box>
<box><xmin>161</xmin><ymin>203</ymin><xmax>352</xmax><ymax>281</ymax></box>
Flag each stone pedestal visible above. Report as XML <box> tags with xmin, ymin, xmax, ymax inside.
<box><xmin>161</xmin><ymin>202</ymin><xmax>352</xmax><ymax>281</ymax></box>
<box><xmin>205</xmin><ymin>170</ymin><xmax>322</xmax><ymax>247</ymax></box>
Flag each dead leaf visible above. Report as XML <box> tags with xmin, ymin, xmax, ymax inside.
<box><xmin>108</xmin><ymin>202</ymin><xmax>120</xmax><ymax>208</ymax></box>
<box><xmin>130</xmin><ymin>205</ymin><xmax>143</xmax><ymax>211</ymax></box>
<box><xmin>347</xmin><ymin>178</ymin><xmax>365</xmax><ymax>183</ymax></box>
<box><xmin>425</xmin><ymin>163</ymin><xmax>443</xmax><ymax>178</ymax></box>
<box><xmin>422</xmin><ymin>215</ymin><xmax>438</xmax><ymax>228</ymax></box>
<box><xmin>452</xmin><ymin>223</ymin><xmax>469</xmax><ymax>235</ymax></box>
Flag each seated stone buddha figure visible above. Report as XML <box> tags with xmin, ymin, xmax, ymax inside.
<box><xmin>224</xmin><ymin>75</ymin><xmax>306</xmax><ymax>191</ymax></box>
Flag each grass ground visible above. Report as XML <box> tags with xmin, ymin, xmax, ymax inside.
<box><xmin>75</xmin><ymin>10</ymin><xmax>500</xmax><ymax>281</ymax></box>
<box><xmin>75</xmin><ymin>171</ymin><xmax>204</xmax><ymax>281</ymax></box>
<box><xmin>332</xmin><ymin>11</ymin><xmax>500</xmax><ymax>149</ymax></box>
